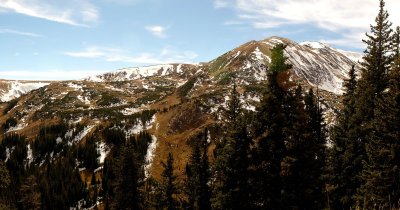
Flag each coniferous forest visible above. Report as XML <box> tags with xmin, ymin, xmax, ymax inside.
<box><xmin>1</xmin><ymin>0</ymin><xmax>400</xmax><ymax>209</ymax></box>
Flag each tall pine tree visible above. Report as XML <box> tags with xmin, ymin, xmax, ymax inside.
<box><xmin>113</xmin><ymin>141</ymin><xmax>141</xmax><ymax>210</ymax></box>
<box><xmin>199</xmin><ymin>130</ymin><xmax>212</xmax><ymax>210</ymax></box>
<box><xmin>357</xmin><ymin>0</ymin><xmax>395</xmax><ymax>207</ymax></box>
<box><xmin>358</xmin><ymin>24</ymin><xmax>400</xmax><ymax>208</ymax></box>
<box><xmin>281</xmin><ymin>86</ymin><xmax>326</xmax><ymax>209</ymax></box>
<box><xmin>186</xmin><ymin>129</ymin><xmax>211</xmax><ymax>210</ymax></box>
<box><xmin>212</xmin><ymin>81</ymin><xmax>252</xmax><ymax>210</ymax></box>
<box><xmin>186</xmin><ymin>140</ymin><xmax>202</xmax><ymax>210</ymax></box>
<box><xmin>251</xmin><ymin>44</ymin><xmax>292</xmax><ymax>209</ymax></box>
<box><xmin>329</xmin><ymin>65</ymin><xmax>362</xmax><ymax>209</ymax></box>
<box><xmin>303</xmin><ymin>88</ymin><xmax>326</xmax><ymax>209</ymax></box>
<box><xmin>161</xmin><ymin>152</ymin><xmax>178</xmax><ymax>210</ymax></box>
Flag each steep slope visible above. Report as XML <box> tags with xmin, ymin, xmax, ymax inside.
<box><xmin>207</xmin><ymin>36</ymin><xmax>362</xmax><ymax>94</ymax></box>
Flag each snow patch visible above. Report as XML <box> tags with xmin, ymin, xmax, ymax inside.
<box><xmin>101</xmin><ymin>100</ymin><xmax>128</xmax><ymax>108</ymax></box>
<box><xmin>336</xmin><ymin>49</ymin><xmax>364</xmax><ymax>63</ymax></box>
<box><xmin>233</xmin><ymin>51</ymin><xmax>241</xmax><ymax>59</ymax></box>
<box><xmin>252</xmin><ymin>47</ymin><xmax>264</xmax><ymax>60</ymax></box>
<box><xmin>105</xmin><ymin>85</ymin><xmax>124</xmax><ymax>92</ymax></box>
<box><xmin>86</xmin><ymin>64</ymin><xmax>175</xmax><ymax>82</ymax></box>
<box><xmin>176</xmin><ymin>80</ymin><xmax>187</xmax><ymax>87</ymax></box>
<box><xmin>69</xmin><ymin>125</ymin><xmax>95</xmax><ymax>145</ymax></box>
<box><xmin>97</xmin><ymin>142</ymin><xmax>109</xmax><ymax>164</ymax></box>
<box><xmin>176</xmin><ymin>64</ymin><xmax>183</xmax><ymax>74</ymax></box>
<box><xmin>6</xmin><ymin>123</ymin><xmax>27</xmax><ymax>133</ymax></box>
<box><xmin>300</xmin><ymin>41</ymin><xmax>328</xmax><ymax>49</ymax></box>
<box><xmin>269</xmin><ymin>38</ymin><xmax>284</xmax><ymax>44</ymax></box>
<box><xmin>68</xmin><ymin>82</ymin><xmax>84</xmax><ymax>91</ymax></box>
<box><xmin>284</xmin><ymin>44</ymin><xmax>354</xmax><ymax>95</ymax></box>
<box><xmin>144</xmin><ymin>135</ymin><xmax>158</xmax><ymax>179</ymax></box>
<box><xmin>5</xmin><ymin>146</ymin><xmax>14</xmax><ymax>162</ymax></box>
<box><xmin>77</xmin><ymin>95</ymin><xmax>91</xmax><ymax>104</ymax></box>
<box><xmin>26</xmin><ymin>144</ymin><xmax>33</xmax><ymax>165</ymax></box>
<box><xmin>207</xmin><ymin>130</ymin><xmax>211</xmax><ymax>144</ymax></box>
<box><xmin>120</xmin><ymin>107</ymin><xmax>141</xmax><ymax>115</ymax></box>
<box><xmin>56</xmin><ymin>137</ymin><xmax>63</xmax><ymax>144</ymax></box>
<box><xmin>0</xmin><ymin>81</ymin><xmax>49</xmax><ymax>102</ymax></box>
<box><xmin>126</xmin><ymin>115</ymin><xmax>156</xmax><ymax>136</ymax></box>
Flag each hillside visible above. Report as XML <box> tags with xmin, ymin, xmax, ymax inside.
<box><xmin>0</xmin><ymin>36</ymin><xmax>362</xmax><ymax>183</ymax></box>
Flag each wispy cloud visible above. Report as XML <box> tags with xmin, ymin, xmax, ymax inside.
<box><xmin>64</xmin><ymin>47</ymin><xmax>121</xmax><ymax>59</ymax></box>
<box><xmin>63</xmin><ymin>46</ymin><xmax>198</xmax><ymax>64</ymax></box>
<box><xmin>102</xmin><ymin>0</ymin><xmax>140</xmax><ymax>5</ymax></box>
<box><xmin>0</xmin><ymin>0</ymin><xmax>99</xmax><ymax>26</ymax></box>
<box><xmin>216</xmin><ymin>0</ymin><xmax>400</xmax><ymax>49</ymax></box>
<box><xmin>214</xmin><ymin>0</ymin><xmax>229</xmax><ymax>8</ymax></box>
<box><xmin>0</xmin><ymin>28</ymin><xmax>42</xmax><ymax>37</ymax></box>
<box><xmin>145</xmin><ymin>25</ymin><xmax>167</xmax><ymax>38</ymax></box>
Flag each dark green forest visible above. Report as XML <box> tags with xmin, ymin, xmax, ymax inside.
<box><xmin>1</xmin><ymin>0</ymin><xmax>400</xmax><ymax>209</ymax></box>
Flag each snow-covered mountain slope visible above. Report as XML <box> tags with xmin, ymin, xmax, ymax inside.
<box><xmin>286</xmin><ymin>38</ymin><xmax>362</xmax><ymax>94</ymax></box>
<box><xmin>0</xmin><ymin>80</ymin><xmax>50</xmax><ymax>102</ymax></box>
<box><xmin>207</xmin><ymin>36</ymin><xmax>363</xmax><ymax>94</ymax></box>
<box><xmin>83</xmin><ymin>36</ymin><xmax>362</xmax><ymax>95</ymax></box>
<box><xmin>85</xmin><ymin>64</ymin><xmax>200</xmax><ymax>82</ymax></box>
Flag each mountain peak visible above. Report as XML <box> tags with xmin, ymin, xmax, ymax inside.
<box><xmin>300</xmin><ymin>41</ymin><xmax>331</xmax><ymax>49</ymax></box>
<box><xmin>73</xmin><ymin>36</ymin><xmax>364</xmax><ymax>95</ymax></box>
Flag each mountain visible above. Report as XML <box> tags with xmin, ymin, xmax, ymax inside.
<box><xmin>0</xmin><ymin>80</ymin><xmax>50</xmax><ymax>102</ymax></box>
<box><xmin>0</xmin><ymin>36</ymin><xmax>362</xmax><ymax>181</ymax></box>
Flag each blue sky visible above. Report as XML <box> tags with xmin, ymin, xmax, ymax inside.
<box><xmin>0</xmin><ymin>0</ymin><xmax>399</xmax><ymax>80</ymax></box>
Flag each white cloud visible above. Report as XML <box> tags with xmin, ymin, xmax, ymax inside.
<box><xmin>218</xmin><ymin>0</ymin><xmax>400</xmax><ymax>49</ymax></box>
<box><xmin>63</xmin><ymin>46</ymin><xmax>198</xmax><ymax>64</ymax></box>
<box><xmin>320</xmin><ymin>32</ymin><xmax>368</xmax><ymax>49</ymax></box>
<box><xmin>214</xmin><ymin>0</ymin><xmax>229</xmax><ymax>8</ymax></box>
<box><xmin>0</xmin><ymin>28</ymin><xmax>42</xmax><ymax>37</ymax></box>
<box><xmin>102</xmin><ymin>0</ymin><xmax>140</xmax><ymax>5</ymax></box>
<box><xmin>145</xmin><ymin>25</ymin><xmax>167</xmax><ymax>38</ymax></box>
<box><xmin>0</xmin><ymin>0</ymin><xmax>99</xmax><ymax>26</ymax></box>
<box><xmin>64</xmin><ymin>47</ymin><xmax>120</xmax><ymax>58</ymax></box>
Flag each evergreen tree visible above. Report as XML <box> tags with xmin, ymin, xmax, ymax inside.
<box><xmin>199</xmin><ymin>130</ymin><xmax>211</xmax><ymax>210</ymax></box>
<box><xmin>212</xmin><ymin>82</ymin><xmax>251</xmax><ymax>210</ymax></box>
<box><xmin>113</xmin><ymin>142</ymin><xmax>141</xmax><ymax>210</ymax></box>
<box><xmin>329</xmin><ymin>65</ymin><xmax>362</xmax><ymax>209</ymax></box>
<box><xmin>303</xmin><ymin>88</ymin><xmax>326</xmax><ymax>208</ymax></box>
<box><xmin>186</xmin><ymin>142</ymin><xmax>201</xmax><ymax>209</ymax></box>
<box><xmin>37</xmin><ymin>153</ymin><xmax>86</xmax><ymax>210</ymax></box>
<box><xmin>358</xmin><ymin>24</ymin><xmax>400</xmax><ymax>208</ymax></box>
<box><xmin>358</xmin><ymin>0</ymin><xmax>393</xmax><ymax>100</ymax></box>
<box><xmin>251</xmin><ymin>43</ymin><xmax>292</xmax><ymax>209</ymax></box>
<box><xmin>161</xmin><ymin>152</ymin><xmax>178</xmax><ymax>210</ymax></box>
<box><xmin>102</xmin><ymin>155</ymin><xmax>117</xmax><ymax>210</ymax></box>
<box><xmin>353</xmin><ymin>0</ymin><xmax>393</xmax><ymax>153</ymax></box>
<box><xmin>18</xmin><ymin>175</ymin><xmax>41</xmax><ymax>210</ymax></box>
<box><xmin>280</xmin><ymin>86</ymin><xmax>326</xmax><ymax>209</ymax></box>
<box><xmin>0</xmin><ymin>161</ymin><xmax>11</xmax><ymax>208</ymax></box>
<box><xmin>280</xmin><ymin>85</ymin><xmax>308</xmax><ymax>209</ymax></box>
<box><xmin>393</xmin><ymin>26</ymin><xmax>400</xmax><ymax>68</ymax></box>
<box><xmin>5</xmin><ymin>134</ymin><xmax>27</xmax><ymax>207</ymax></box>
<box><xmin>357</xmin><ymin>0</ymin><xmax>395</xmax><ymax>206</ymax></box>
<box><xmin>186</xmin><ymin>130</ymin><xmax>211</xmax><ymax>210</ymax></box>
